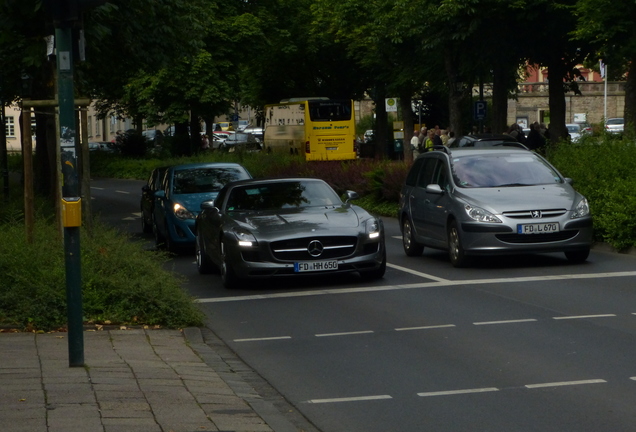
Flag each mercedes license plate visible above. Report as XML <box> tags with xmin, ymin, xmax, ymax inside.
<box><xmin>517</xmin><ymin>222</ymin><xmax>560</xmax><ymax>234</ymax></box>
<box><xmin>294</xmin><ymin>260</ymin><xmax>338</xmax><ymax>272</ymax></box>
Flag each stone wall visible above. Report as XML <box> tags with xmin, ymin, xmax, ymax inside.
<box><xmin>507</xmin><ymin>81</ymin><xmax>625</xmax><ymax>129</ymax></box>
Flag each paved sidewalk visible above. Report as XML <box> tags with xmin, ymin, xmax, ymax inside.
<box><xmin>0</xmin><ymin>328</ymin><xmax>300</xmax><ymax>432</ymax></box>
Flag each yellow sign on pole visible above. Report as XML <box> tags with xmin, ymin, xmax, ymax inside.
<box><xmin>385</xmin><ymin>98</ymin><xmax>398</xmax><ymax>112</ymax></box>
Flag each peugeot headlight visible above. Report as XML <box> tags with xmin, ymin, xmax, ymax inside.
<box><xmin>365</xmin><ymin>218</ymin><xmax>381</xmax><ymax>239</ymax></box>
<box><xmin>233</xmin><ymin>228</ymin><xmax>257</xmax><ymax>247</ymax></box>
<box><xmin>464</xmin><ymin>204</ymin><xmax>502</xmax><ymax>223</ymax></box>
<box><xmin>571</xmin><ymin>197</ymin><xmax>590</xmax><ymax>219</ymax></box>
<box><xmin>173</xmin><ymin>203</ymin><xmax>195</xmax><ymax>220</ymax></box>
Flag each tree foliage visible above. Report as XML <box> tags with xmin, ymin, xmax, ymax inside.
<box><xmin>575</xmin><ymin>0</ymin><xmax>636</xmax><ymax>133</ymax></box>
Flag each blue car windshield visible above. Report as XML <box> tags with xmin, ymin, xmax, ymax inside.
<box><xmin>172</xmin><ymin>167</ymin><xmax>248</xmax><ymax>194</ymax></box>
<box><xmin>226</xmin><ymin>181</ymin><xmax>341</xmax><ymax>211</ymax></box>
<box><xmin>452</xmin><ymin>154</ymin><xmax>563</xmax><ymax>188</ymax></box>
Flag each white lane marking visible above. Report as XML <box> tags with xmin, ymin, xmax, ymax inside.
<box><xmin>553</xmin><ymin>314</ymin><xmax>616</xmax><ymax>320</ymax></box>
<box><xmin>630</xmin><ymin>377</ymin><xmax>636</xmax><ymax>381</ymax></box>
<box><xmin>315</xmin><ymin>330</ymin><xmax>374</xmax><ymax>337</ymax></box>
<box><xmin>115</xmin><ymin>190</ymin><xmax>130</xmax><ymax>194</ymax></box>
<box><xmin>418</xmin><ymin>387</ymin><xmax>499</xmax><ymax>397</ymax></box>
<box><xmin>91</xmin><ymin>187</ymin><xmax>105</xmax><ymax>190</ymax></box>
<box><xmin>305</xmin><ymin>395</ymin><xmax>392</xmax><ymax>404</ymax></box>
<box><xmin>386</xmin><ymin>263</ymin><xmax>449</xmax><ymax>282</ymax></box>
<box><xmin>525</xmin><ymin>379</ymin><xmax>606</xmax><ymax>389</ymax></box>
<box><xmin>196</xmin><ymin>271</ymin><xmax>636</xmax><ymax>303</ymax></box>
<box><xmin>473</xmin><ymin>319</ymin><xmax>538</xmax><ymax>326</ymax></box>
<box><xmin>395</xmin><ymin>324</ymin><xmax>456</xmax><ymax>331</ymax></box>
<box><xmin>234</xmin><ymin>336</ymin><xmax>292</xmax><ymax>342</ymax></box>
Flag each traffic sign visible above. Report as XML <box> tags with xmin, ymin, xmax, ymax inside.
<box><xmin>385</xmin><ymin>98</ymin><xmax>398</xmax><ymax>112</ymax></box>
<box><xmin>474</xmin><ymin>100</ymin><xmax>487</xmax><ymax>121</ymax></box>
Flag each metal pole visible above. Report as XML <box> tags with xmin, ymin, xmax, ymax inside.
<box><xmin>604</xmin><ymin>65</ymin><xmax>608</xmax><ymax>121</ymax></box>
<box><xmin>0</xmin><ymin>91</ymin><xmax>8</xmax><ymax>199</ymax></box>
<box><xmin>56</xmin><ymin>24</ymin><xmax>84</xmax><ymax>367</ymax></box>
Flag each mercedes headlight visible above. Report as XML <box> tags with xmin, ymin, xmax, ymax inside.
<box><xmin>233</xmin><ymin>228</ymin><xmax>257</xmax><ymax>247</ymax></box>
<box><xmin>365</xmin><ymin>218</ymin><xmax>381</xmax><ymax>239</ymax></box>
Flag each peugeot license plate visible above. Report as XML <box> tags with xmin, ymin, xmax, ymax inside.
<box><xmin>294</xmin><ymin>260</ymin><xmax>338</xmax><ymax>272</ymax></box>
<box><xmin>517</xmin><ymin>222</ymin><xmax>560</xmax><ymax>234</ymax></box>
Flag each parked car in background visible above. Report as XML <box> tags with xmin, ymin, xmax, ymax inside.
<box><xmin>242</xmin><ymin>125</ymin><xmax>264</xmax><ymax>141</ymax></box>
<box><xmin>152</xmin><ymin>163</ymin><xmax>252</xmax><ymax>252</ymax></box>
<box><xmin>211</xmin><ymin>132</ymin><xmax>232</xmax><ymax>150</ymax></box>
<box><xmin>398</xmin><ymin>147</ymin><xmax>593</xmax><ymax>267</ymax></box>
<box><xmin>140</xmin><ymin>166</ymin><xmax>169</xmax><ymax>233</ymax></box>
<box><xmin>195</xmin><ymin>177</ymin><xmax>386</xmax><ymax>288</ymax></box>
<box><xmin>566</xmin><ymin>123</ymin><xmax>583</xmax><ymax>142</ymax></box>
<box><xmin>88</xmin><ymin>141</ymin><xmax>110</xmax><ymax>151</ymax></box>
<box><xmin>605</xmin><ymin>118</ymin><xmax>624</xmax><ymax>133</ymax></box>
<box><xmin>219</xmin><ymin>132</ymin><xmax>262</xmax><ymax>152</ymax></box>
<box><xmin>448</xmin><ymin>134</ymin><xmax>527</xmax><ymax>149</ymax></box>
<box><xmin>364</xmin><ymin>130</ymin><xmax>374</xmax><ymax>143</ymax></box>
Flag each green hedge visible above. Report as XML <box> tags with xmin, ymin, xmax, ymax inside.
<box><xmin>546</xmin><ymin>135</ymin><xmax>636</xmax><ymax>251</ymax></box>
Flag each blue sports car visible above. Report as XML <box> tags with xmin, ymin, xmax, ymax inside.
<box><xmin>152</xmin><ymin>163</ymin><xmax>251</xmax><ymax>252</ymax></box>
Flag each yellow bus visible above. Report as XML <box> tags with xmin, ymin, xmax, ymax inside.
<box><xmin>263</xmin><ymin>98</ymin><xmax>357</xmax><ymax>161</ymax></box>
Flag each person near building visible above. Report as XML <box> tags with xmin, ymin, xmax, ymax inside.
<box><xmin>411</xmin><ymin>131</ymin><xmax>421</xmax><ymax>158</ymax></box>
<box><xmin>201</xmin><ymin>134</ymin><xmax>210</xmax><ymax>150</ymax></box>
<box><xmin>440</xmin><ymin>129</ymin><xmax>450</xmax><ymax>146</ymax></box>
<box><xmin>525</xmin><ymin>122</ymin><xmax>546</xmax><ymax>151</ymax></box>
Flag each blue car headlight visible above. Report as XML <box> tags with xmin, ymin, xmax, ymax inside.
<box><xmin>173</xmin><ymin>203</ymin><xmax>195</xmax><ymax>220</ymax></box>
<box><xmin>365</xmin><ymin>218</ymin><xmax>381</xmax><ymax>239</ymax></box>
<box><xmin>464</xmin><ymin>204</ymin><xmax>502</xmax><ymax>223</ymax></box>
<box><xmin>571</xmin><ymin>198</ymin><xmax>590</xmax><ymax>219</ymax></box>
<box><xmin>233</xmin><ymin>228</ymin><xmax>258</xmax><ymax>247</ymax></box>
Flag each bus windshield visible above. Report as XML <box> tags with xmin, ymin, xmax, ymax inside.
<box><xmin>308</xmin><ymin>100</ymin><xmax>352</xmax><ymax>122</ymax></box>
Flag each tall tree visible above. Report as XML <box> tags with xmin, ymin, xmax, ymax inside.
<box><xmin>522</xmin><ymin>0</ymin><xmax>592</xmax><ymax>142</ymax></box>
<box><xmin>575</xmin><ymin>0</ymin><xmax>636</xmax><ymax>134</ymax></box>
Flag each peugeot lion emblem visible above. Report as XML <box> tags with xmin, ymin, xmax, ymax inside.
<box><xmin>307</xmin><ymin>240</ymin><xmax>324</xmax><ymax>257</ymax></box>
<box><xmin>531</xmin><ymin>210</ymin><xmax>542</xmax><ymax>218</ymax></box>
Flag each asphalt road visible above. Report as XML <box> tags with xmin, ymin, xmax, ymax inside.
<box><xmin>91</xmin><ymin>177</ymin><xmax>636</xmax><ymax>432</ymax></box>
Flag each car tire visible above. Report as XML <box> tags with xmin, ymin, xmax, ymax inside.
<box><xmin>164</xmin><ymin>225</ymin><xmax>179</xmax><ymax>254</ymax></box>
<box><xmin>220</xmin><ymin>240</ymin><xmax>238</xmax><ymax>289</ymax></box>
<box><xmin>360</xmin><ymin>248</ymin><xmax>386</xmax><ymax>281</ymax></box>
<box><xmin>141</xmin><ymin>210</ymin><xmax>152</xmax><ymax>234</ymax></box>
<box><xmin>152</xmin><ymin>216</ymin><xmax>165</xmax><ymax>249</ymax></box>
<box><xmin>448</xmin><ymin>220</ymin><xmax>470</xmax><ymax>268</ymax></box>
<box><xmin>565</xmin><ymin>249</ymin><xmax>590</xmax><ymax>263</ymax></box>
<box><xmin>402</xmin><ymin>218</ymin><xmax>424</xmax><ymax>256</ymax></box>
<box><xmin>196</xmin><ymin>233</ymin><xmax>216</xmax><ymax>274</ymax></box>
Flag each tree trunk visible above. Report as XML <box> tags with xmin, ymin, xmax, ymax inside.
<box><xmin>174</xmin><ymin>122</ymin><xmax>190</xmax><ymax>156</ymax></box>
<box><xmin>189</xmin><ymin>110</ymin><xmax>201</xmax><ymax>153</ymax></box>
<box><xmin>624</xmin><ymin>55</ymin><xmax>636</xmax><ymax>135</ymax></box>
<box><xmin>398</xmin><ymin>89</ymin><xmax>413</xmax><ymax>162</ymax></box>
<box><xmin>444</xmin><ymin>52</ymin><xmax>465</xmax><ymax>137</ymax></box>
<box><xmin>547</xmin><ymin>58</ymin><xmax>567</xmax><ymax>142</ymax></box>
<box><xmin>33</xmin><ymin>110</ymin><xmax>55</xmax><ymax>200</ymax></box>
<box><xmin>374</xmin><ymin>84</ymin><xmax>388</xmax><ymax>160</ymax></box>
<box><xmin>491</xmin><ymin>63</ymin><xmax>510</xmax><ymax>135</ymax></box>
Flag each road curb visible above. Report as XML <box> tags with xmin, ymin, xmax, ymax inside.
<box><xmin>184</xmin><ymin>327</ymin><xmax>315</xmax><ymax>432</ymax></box>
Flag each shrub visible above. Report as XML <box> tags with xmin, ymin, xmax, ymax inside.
<box><xmin>0</xmin><ymin>218</ymin><xmax>204</xmax><ymax>331</ymax></box>
<box><xmin>546</xmin><ymin>138</ymin><xmax>636</xmax><ymax>251</ymax></box>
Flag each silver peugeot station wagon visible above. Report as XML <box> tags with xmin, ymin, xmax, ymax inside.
<box><xmin>398</xmin><ymin>147</ymin><xmax>594</xmax><ymax>267</ymax></box>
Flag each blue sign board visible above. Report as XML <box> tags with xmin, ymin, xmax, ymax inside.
<box><xmin>474</xmin><ymin>100</ymin><xmax>487</xmax><ymax>121</ymax></box>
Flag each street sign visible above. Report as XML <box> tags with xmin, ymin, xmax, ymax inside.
<box><xmin>474</xmin><ymin>100</ymin><xmax>487</xmax><ymax>121</ymax></box>
<box><xmin>385</xmin><ymin>98</ymin><xmax>398</xmax><ymax>112</ymax></box>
